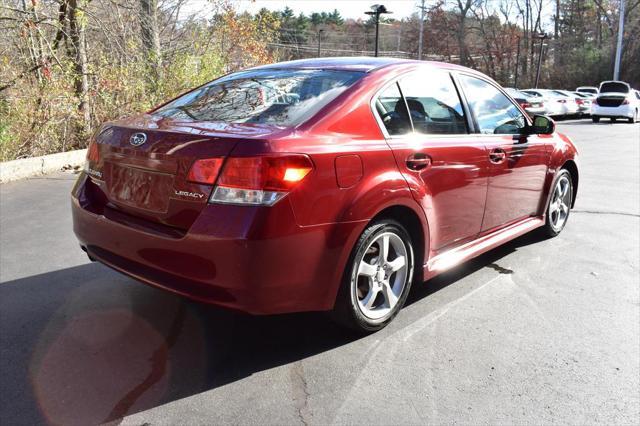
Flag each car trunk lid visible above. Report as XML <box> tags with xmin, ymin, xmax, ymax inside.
<box><xmin>89</xmin><ymin>114</ymin><xmax>287</xmax><ymax>231</ymax></box>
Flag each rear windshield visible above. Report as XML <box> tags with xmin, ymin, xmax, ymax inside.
<box><xmin>577</xmin><ymin>88</ymin><xmax>598</xmax><ymax>94</ymax></box>
<box><xmin>599</xmin><ymin>82</ymin><xmax>629</xmax><ymax>93</ymax></box>
<box><xmin>154</xmin><ymin>69</ymin><xmax>364</xmax><ymax>126</ymax></box>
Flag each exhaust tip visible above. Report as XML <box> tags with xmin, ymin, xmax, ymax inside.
<box><xmin>80</xmin><ymin>245</ymin><xmax>96</xmax><ymax>262</ymax></box>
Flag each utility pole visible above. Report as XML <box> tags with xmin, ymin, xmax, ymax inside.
<box><xmin>534</xmin><ymin>33</ymin><xmax>547</xmax><ymax>89</ymax></box>
<box><xmin>613</xmin><ymin>0</ymin><xmax>625</xmax><ymax>80</ymax></box>
<box><xmin>418</xmin><ymin>0</ymin><xmax>426</xmax><ymax>60</ymax></box>
<box><xmin>365</xmin><ymin>4</ymin><xmax>392</xmax><ymax>57</ymax></box>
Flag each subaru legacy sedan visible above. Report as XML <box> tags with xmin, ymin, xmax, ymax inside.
<box><xmin>72</xmin><ymin>57</ymin><xmax>579</xmax><ymax>332</ymax></box>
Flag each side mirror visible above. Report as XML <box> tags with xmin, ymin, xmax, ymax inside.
<box><xmin>531</xmin><ymin>115</ymin><xmax>555</xmax><ymax>135</ymax></box>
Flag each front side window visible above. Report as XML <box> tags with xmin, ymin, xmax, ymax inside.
<box><xmin>459</xmin><ymin>75</ymin><xmax>527</xmax><ymax>135</ymax></box>
<box><xmin>154</xmin><ymin>69</ymin><xmax>364</xmax><ymax>126</ymax></box>
<box><xmin>375</xmin><ymin>83</ymin><xmax>412</xmax><ymax>136</ymax></box>
<box><xmin>398</xmin><ymin>72</ymin><xmax>467</xmax><ymax>134</ymax></box>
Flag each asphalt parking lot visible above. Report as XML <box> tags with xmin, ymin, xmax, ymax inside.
<box><xmin>1</xmin><ymin>120</ymin><xmax>639</xmax><ymax>425</ymax></box>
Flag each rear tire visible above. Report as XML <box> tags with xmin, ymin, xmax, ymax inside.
<box><xmin>541</xmin><ymin>169</ymin><xmax>573</xmax><ymax>238</ymax></box>
<box><xmin>331</xmin><ymin>219</ymin><xmax>415</xmax><ymax>333</ymax></box>
<box><xmin>611</xmin><ymin>117</ymin><xmax>616</xmax><ymax>123</ymax></box>
<box><xmin>592</xmin><ymin>116</ymin><xmax>600</xmax><ymax>123</ymax></box>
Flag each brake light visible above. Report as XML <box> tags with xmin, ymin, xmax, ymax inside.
<box><xmin>576</xmin><ymin>99</ymin><xmax>584</xmax><ymax>105</ymax></box>
<box><xmin>210</xmin><ymin>155</ymin><xmax>313</xmax><ymax>206</ymax></box>
<box><xmin>521</xmin><ymin>102</ymin><xmax>531</xmax><ymax>108</ymax></box>
<box><xmin>83</xmin><ymin>140</ymin><xmax>104</xmax><ymax>179</ymax></box>
<box><xmin>622</xmin><ymin>99</ymin><xmax>629</xmax><ymax>105</ymax></box>
<box><xmin>187</xmin><ymin>158</ymin><xmax>224</xmax><ymax>184</ymax></box>
<box><xmin>593</xmin><ymin>98</ymin><xmax>599</xmax><ymax>105</ymax></box>
<box><xmin>87</xmin><ymin>141</ymin><xmax>100</xmax><ymax>163</ymax></box>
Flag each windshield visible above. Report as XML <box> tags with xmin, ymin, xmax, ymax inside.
<box><xmin>599</xmin><ymin>82</ymin><xmax>629</xmax><ymax>94</ymax></box>
<box><xmin>154</xmin><ymin>69</ymin><xmax>364</xmax><ymax>126</ymax></box>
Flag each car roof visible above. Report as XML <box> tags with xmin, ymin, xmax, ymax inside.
<box><xmin>247</xmin><ymin>56</ymin><xmax>475</xmax><ymax>74</ymax></box>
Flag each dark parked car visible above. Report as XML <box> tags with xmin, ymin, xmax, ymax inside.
<box><xmin>72</xmin><ymin>57</ymin><xmax>579</xmax><ymax>332</ymax></box>
<box><xmin>504</xmin><ymin>88</ymin><xmax>546</xmax><ymax>116</ymax></box>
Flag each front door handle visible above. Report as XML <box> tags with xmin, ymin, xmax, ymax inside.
<box><xmin>489</xmin><ymin>148</ymin><xmax>507</xmax><ymax>164</ymax></box>
<box><xmin>406</xmin><ymin>153</ymin><xmax>432</xmax><ymax>171</ymax></box>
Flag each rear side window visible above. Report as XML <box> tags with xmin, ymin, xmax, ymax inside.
<box><xmin>375</xmin><ymin>83</ymin><xmax>412</xmax><ymax>136</ymax></box>
<box><xmin>459</xmin><ymin>75</ymin><xmax>526</xmax><ymax>135</ymax></box>
<box><xmin>600</xmin><ymin>82</ymin><xmax>629</xmax><ymax>93</ymax></box>
<box><xmin>154</xmin><ymin>69</ymin><xmax>364</xmax><ymax>126</ymax></box>
<box><xmin>398</xmin><ymin>72</ymin><xmax>467</xmax><ymax>134</ymax></box>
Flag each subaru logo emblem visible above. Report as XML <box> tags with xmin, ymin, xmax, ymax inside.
<box><xmin>130</xmin><ymin>132</ymin><xmax>147</xmax><ymax>147</ymax></box>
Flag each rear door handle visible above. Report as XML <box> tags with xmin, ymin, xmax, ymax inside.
<box><xmin>406</xmin><ymin>153</ymin><xmax>432</xmax><ymax>171</ymax></box>
<box><xmin>489</xmin><ymin>148</ymin><xmax>506</xmax><ymax>164</ymax></box>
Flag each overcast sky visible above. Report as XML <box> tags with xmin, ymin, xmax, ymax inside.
<box><xmin>183</xmin><ymin>0</ymin><xmax>422</xmax><ymax>20</ymax></box>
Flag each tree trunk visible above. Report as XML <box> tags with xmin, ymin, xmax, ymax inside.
<box><xmin>68</xmin><ymin>0</ymin><xmax>91</xmax><ymax>136</ymax></box>
<box><xmin>139</xmin><ymin>0</ymin><xmax>162</xmax><ymax>87</ymax></box>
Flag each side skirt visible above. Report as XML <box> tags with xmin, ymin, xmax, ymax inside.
<box><xmin>423</xmin><ymin>216</ymin><xmax>545</xmax><ymax>281</ymax></box>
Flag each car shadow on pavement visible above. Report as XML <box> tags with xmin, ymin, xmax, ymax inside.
<box><xmin>0</xmin><ymin>230</ymin><xmax>545</xmax><ymax>425</ymax></box>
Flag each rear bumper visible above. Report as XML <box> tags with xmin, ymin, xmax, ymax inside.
<box><xmin>591</xmin><ymin>104</ymin><xmax>634</xmax><ymax>118</ymax></box>
<box><xmin>72</xmin><ymin>173</ymin><xmax>365</xmax><ymax>314</ymax></box>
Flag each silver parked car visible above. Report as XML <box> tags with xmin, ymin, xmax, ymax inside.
<box><xmin>576</xmin><ymin>86</ymin><xmax>599</xmax><ymax>96</ymax></box>
<box><xmin>522</xmin><ymin>89</ymin><xmax>578</xmax><ymax>118</ymax></box>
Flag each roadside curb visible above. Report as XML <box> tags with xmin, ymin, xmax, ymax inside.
<box><xmin>0</xmin><ymin>149</ymin><xmax>87</xmax><ymax>184</ymax></box>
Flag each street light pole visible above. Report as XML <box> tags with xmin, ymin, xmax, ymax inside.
<box><xmin>365</xmin><ymin>4</ymin><xmax>392</xmax><ymax>57</ymax></box>
<box><xmin>534</xmin><ymin>33</ymin><xmax>547</xmax><ymax>89</ymax></box>
<box><xmin>514</xmin><ymin>36</ymin><xmax>521</xmax><ymax>88</ymax></box>
<box><xmin>613</xmin><ymin>0</ymin><xmax>625</xmax><ymax>80</ymax></box>
<box><xmin>317</xmin><ymin>29</ymin><xmax>324</xmax><ymax>57</ymax></box>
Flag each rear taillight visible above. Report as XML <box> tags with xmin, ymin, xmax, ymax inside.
<box><xmin>576</xmin><ymin>99</ymin><xmax>584</xmax><ymax>105</ymax></box>
<box><xmin>593</xmin><ymin>98</ymin><xmax>599</xmax><ymax>105</ymax></box>
<box><xmin>87</xmin><ymin>141</ymin><xmax>100</xmax><ymax>163</ymax></box>
<box><xmin>521</xmin><ymin>102</ymin><xmax>531</xmax><ymax>108</ymax></box>
<box><xmin>210</xmin><ymin>155</ymin><xmax>313</xmax><ymax>206</ymax></box>
<box><xmin>622</xmin><ymin>99</ymin><xmax>629</xmax><ymax>105</ymax></box>
<box><xmin>187</xmin><ymin>158</ymin><xmax>224</xmax><ymax>184</ymax></box>
<box><xmin>84</xmin><ymin>140</ymin><xmax>103</xmax><ymax>179</ymax></box>
<box><xmin>557</xmin><ymin>99</ymin><xmax>566</xmax><ymax>104</ymax></box>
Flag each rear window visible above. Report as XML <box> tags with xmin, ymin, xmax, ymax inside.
<box><xmin>154</xmin><ymin>69</ymin><xmax>364</xmax><ymax>126</ymax></box>
<box><xmin>599</xmin><ymin>82</ymin><xmax>629</xmax><ymax>93</ymax></box>
<box><xmin>577</xmin><ymin>88</ymin><xmax>598</xmax><ymax>95</ymax></box>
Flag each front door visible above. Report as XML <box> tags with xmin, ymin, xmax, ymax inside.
<box><xmin>375</xmin><ymin>71</ymin><xmax>489</xmax><ymax>252</ymax></box>
<box><xmin>457</xmin><ymin>74</ymin><xmax>550</xmax><ymax>232</ymax></box>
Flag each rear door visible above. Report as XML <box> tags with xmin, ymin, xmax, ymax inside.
<box><xmin>376</xmin><ymin>70</ymin><xmax>488</xmax><ymax>252</ymax></box>
<box><xmin>457</xmin><ymin>74</ymin><xmax>551</xmax><ymax>232</ymax></box>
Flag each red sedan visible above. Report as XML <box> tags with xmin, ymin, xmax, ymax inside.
<box><xmin>72</xmin><ymin>57</ymin><xmax>579</xmax><ymax>332</ymax></box>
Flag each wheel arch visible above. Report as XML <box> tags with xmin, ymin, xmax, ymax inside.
<box><xmin>561</xmin><ymin>159</ymin><xmax>579</xmax><ymax>208</ymax></box>
<box><xmin>369</xmin><ymin>204</ymin><xmax>428</xmax><ymax>283</ymax></box>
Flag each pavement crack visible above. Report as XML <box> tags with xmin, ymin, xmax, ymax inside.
<box><xmin>291</xmin><ymin>361</ymin><xmax>310</xmax><ymax>426</ymax></box>
<box><xmin>572</xmin><ymin>209</ymin><xmax>640</xmax><ymax>218</ymax></box>
<box><xmin>487</xmin><ymin>263</ymin><xmax>514</xmax><ymax>274</ymax></box>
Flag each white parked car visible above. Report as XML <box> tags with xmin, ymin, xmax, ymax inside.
<box><xmin>522</xmin><ymin>89</ymin><xmax>579</xmax><ymax>118</ymax></box>
<box><xmin>591</xmin><ymin>81</ymin><xmax>640</xmax><ymax>123</ymax></box>
<box><xmin>576</xmin><ymin>86</ymin><xmax>599</xmax><ymax>96</ymax></box>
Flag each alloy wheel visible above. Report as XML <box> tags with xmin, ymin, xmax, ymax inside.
<box><xmin>353</xmin><ymin>232</ymin><xmax>409</xmax><ymax>320</ymax></box>
<box><xmin>549</xmin><ymin>175</ymin><xmax>571</xmax><ymax>231</ymax></box>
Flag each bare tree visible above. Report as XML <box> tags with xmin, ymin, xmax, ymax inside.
<box><xmin>140</xmin><ymin>0</ymin><xmax>162</xmax><ymax>84</ymax></box>
<box><xmin>68</xmin><ymin>0</ymin><xmax>91</xmax><ymax>134</ymax></box>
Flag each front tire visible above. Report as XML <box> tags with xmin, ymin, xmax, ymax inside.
<box><xmin>592</xmin><ymin>116</ymin><xmax>600</xmax><ymax>123</ymax></box>
<box><xmin>332</xmin><ymin>220</ymin><xmax>415</xmax><ymax>333</ymax></box>
<box><xmin>541</xmin><ymin>169</ymin><xmax>573</xmax><ymax>238</ymax></box>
